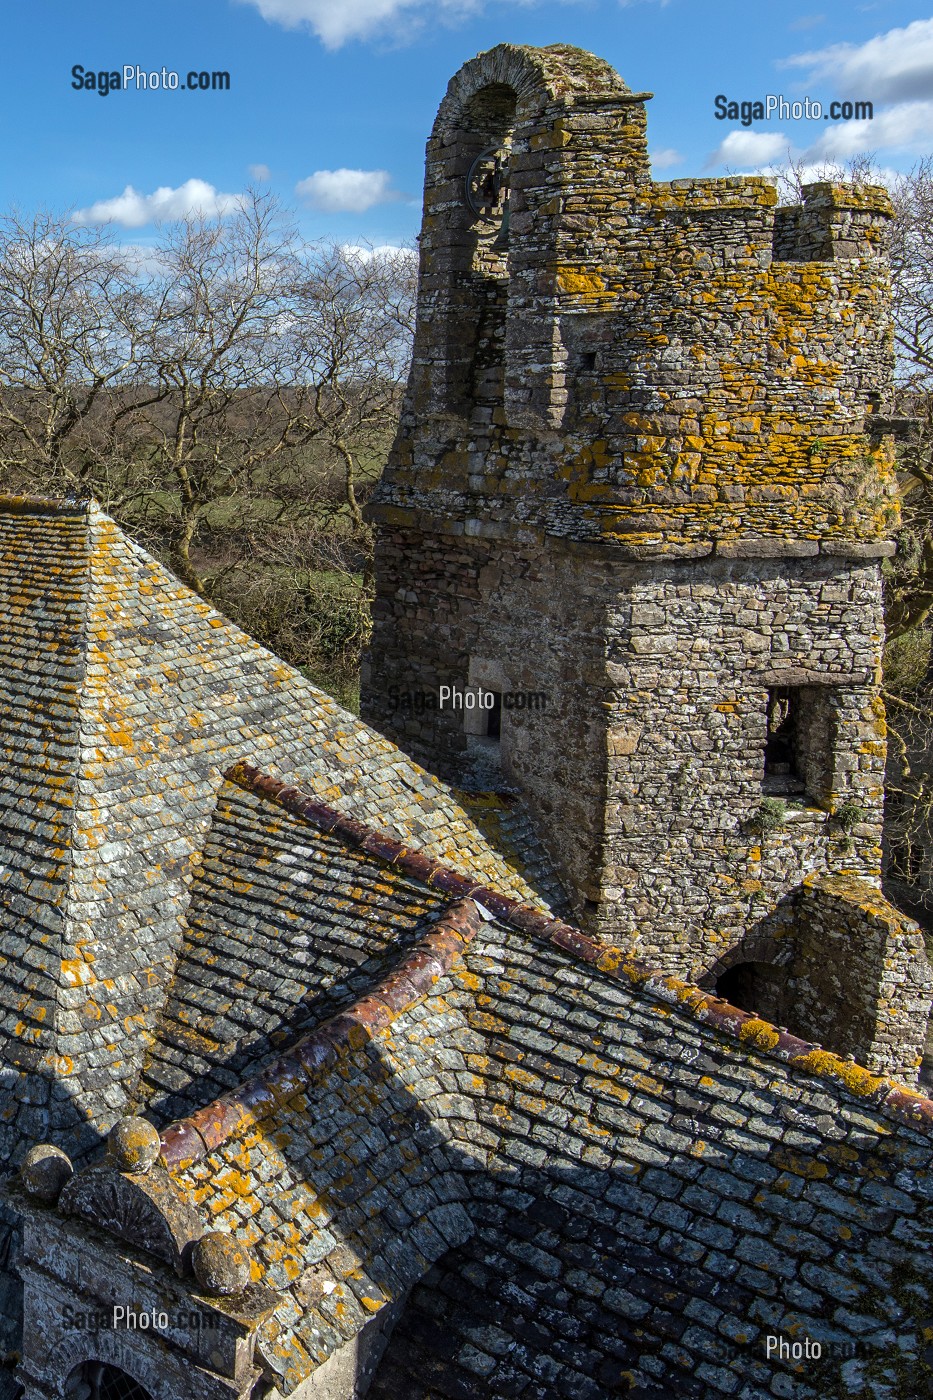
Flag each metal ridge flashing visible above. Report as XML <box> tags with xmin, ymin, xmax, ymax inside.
<box><xmin>210</xmin><ymin>761</ymin><xmax>933</xmax><ymax>1137</ymax></box>
<box><xmin>159</xmin><ymin>896</ymin><xmax>482</xmax><ymax>1170</ymax></box>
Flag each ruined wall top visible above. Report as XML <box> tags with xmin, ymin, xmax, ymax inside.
<box><xmin>432</xmin><ymin>42</ymin><xmax>638</xmax><ymax>136</ymax></box>
<box><xmin>371</xmin><ymin>42</ymin><xmax>898</xmax><ymax>558</ymax></box>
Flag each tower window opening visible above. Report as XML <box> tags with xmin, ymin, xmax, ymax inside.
<box><xmin>486</xmin><ymin>691</ymin><xmax>502</xmax><ymax>741</ymax></box>
<box><xmin>761</xmin><ymin>683</ymin><xmax>836</xmax><ymax>806</ymax></box>
<box><xmin>764</xmin><ymin>687</ymin><xmax>804</xmax><ymax>793</ymax></box>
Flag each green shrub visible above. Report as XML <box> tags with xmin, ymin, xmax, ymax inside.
<box><xmin>752</xmin><ymin>798</ymin><xmax>787</xmax><ymax>835</ymax></box>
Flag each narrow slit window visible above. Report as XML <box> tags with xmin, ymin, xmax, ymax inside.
<box><xmin>486</xmin><ymin>691</ymin><xmax>502</xmax><ymax>741</ymax></box>
<box><xmin>764</xmin><ymin>687</ymin><xmax>804</xmax><ymax>793</ymax></box>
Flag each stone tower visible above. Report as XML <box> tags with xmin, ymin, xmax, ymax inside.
<box><xmin>363</xmin><ymin>43</ymin><xmax>907</xmax><ymax>991</ymax></box>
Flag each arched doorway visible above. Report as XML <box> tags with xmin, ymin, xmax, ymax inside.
<box><xmin>715</xmin><ymin>960</ymin><xmax>786</xmax><ymax>1024</ymax></box>
<box><xmin>452</xmin><ymin>82</ymin><xmax>517</xmax><ymax>417</ymax></box>
<box><xmin>65</xmin><ymin>1360</ymin><xmax>154</xmax><ymax>1400</ymax></box>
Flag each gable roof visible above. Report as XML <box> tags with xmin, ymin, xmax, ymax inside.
<box><xmin>139</xmin><ymin>775</ymin><xmax>451</xmax><ymax>1124</ymax></box>
<box><xmin>150</xmin><ymin>767</ymin><xmax>933</xmax><ymax>1398</ymax></box>
<box><xmin>0</xmin><ymin>495</ymin><xmax>565</xmax><ymax>1166</ymax></box>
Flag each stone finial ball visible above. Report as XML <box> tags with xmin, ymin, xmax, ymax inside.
<box><xmin>20</xmin><ymin>1144</ymin><xmax>73</xmax><ymax>1204</ymax></box>
<box><xmin>107</xmin><ymin>1116</ymin><xmax>162</xmax><ymax>1174</ymax></box>
<box><xmin>192</xmin><ymin>1232</ymin><xmax>252</xmax><ymax>1296</ymax></box>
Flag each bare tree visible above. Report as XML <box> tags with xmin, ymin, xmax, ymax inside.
<box><xmin>0</xmin><ymin>192</ymin><xmax>416</xmax><ymax>701</ymax></box>
<box><xmin>0</xmin><ymin>210</ymin><xmax>144</xmax><ymax>487</ymax></box>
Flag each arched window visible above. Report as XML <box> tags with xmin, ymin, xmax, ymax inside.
<box><xmin>66</xmin><ymin>1360</ymin><xmax>154</xmax><ymax>1400</ymax></box>
<box><xmin>450</xmin><ymin>83</ymin><xmax>517</xmax><ymax>415</ymax></box>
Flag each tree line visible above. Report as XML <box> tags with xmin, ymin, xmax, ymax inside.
<box><xmin>0</xmin><ymin>190</ymin><xmax>415</xmax><ymax>705</ymax></box>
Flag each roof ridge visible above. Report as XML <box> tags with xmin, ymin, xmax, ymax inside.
<box><xmin>208</xmin><ymin>761</ymin><xmax>933</xmax><ymax>1137</ymax></box>
<box><xmin>159</xmin><ymin>897</ymin><xmax>482</xmax><ymax>1169</ymax></box>
<box><xmin>0</xmin><ymin>492</ymin><xmax>90</xmax><ymax>516</ymax></box>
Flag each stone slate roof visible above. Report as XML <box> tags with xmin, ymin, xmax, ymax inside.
<box><xmin>5</xmin><ymin>496</ymin><xmax>933</xmax><ymax>1400</ymax></box>
<box><xmin>0</xmin><ymin>495</ymin><xmax>564</xmax><ymax>1168</ymax></box>
<box><xmin>138</xmin><ymin>776</ymin><xmax>450</xmax><ymax>1123</ymax></box>
<box><xmin>169</xmin><ymin>900</ymin><xmax>484</xmax><ymax>1395</ymax></box>
<box><xmin>154</xmin><ymin>768</ymin><xmax>933</xmax><ymax>1400</ymax></box>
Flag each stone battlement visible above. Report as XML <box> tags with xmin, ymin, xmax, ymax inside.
<box><xmin>374</xmin><ymin>43</ymin><xmax>896</xmax><ymax>554</ymax></box>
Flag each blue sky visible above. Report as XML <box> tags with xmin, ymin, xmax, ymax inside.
<box><xmin>2</xmin><ymin>0</ymin><xmax>931</xmax><ymax>249</ymax></box>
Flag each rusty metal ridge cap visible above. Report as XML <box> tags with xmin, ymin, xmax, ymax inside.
<box><xmin>159</xmin><ymin>896</ymin><xmax>482</xmax><ymax>1171</ymax></box>
<box><xmin>221</xmin><ymin>761</ymin><xmax>933</xmax><ymax>1138</ymax></box>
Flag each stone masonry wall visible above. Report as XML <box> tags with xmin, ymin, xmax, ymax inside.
<box><xmin>364</xmin><ymin>40</ymin><xmax>904</xmax><ymax>1000</ymax></box>
<box><xmin>380</xmin><ymin>46</ymin><xmax>897</xmax><ymax>554</ymax></box>
<box><xmin>367</xmin><ymin>528</ymin><xmax>889</xmax><ymax>974</ymax></box>
<box><xmin>788</xmin><ymin>875</ymin><xmax>932</xmax><ymax>1080</ymax></box>
<box><xmin>601</xmin><ymin>554</ymin><xmax>887</xmax><ymax>970</ymax></box>
<box><xmin>364</xmin><ymin>527</ymin><xmax>611</xmax><ymax>912</ymax></box>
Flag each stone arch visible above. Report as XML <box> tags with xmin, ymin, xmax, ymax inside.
<box><xmin>32</xmin><ymin>1333</ymin><xmax>165</xmax><ymax>1400</ymax></box>
<box><xmin>431</xmin><ymin>43</ymin><xmax>630</xmax><ymax>141</ymax></box>
<box><xmin>410</xmin><ymin>43</ymin><xmax>650</xmax><ymax>426</ymax></box>
<box><xmin>698</xmin><ymin>921</ymin><xmax>796</xmax><ymax>1029</ymax></box>
<box><xmin>66</xmin><ymin>1359</ymin><xmax>154</xmax><ymax>1400</ymax></box>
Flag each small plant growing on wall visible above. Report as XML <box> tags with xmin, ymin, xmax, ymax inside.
<box><xmin>752</xmin><ymin>797</ymin><xmax>787</xmax><ymax>837</ymax></box>
<box><xmin>834</xmin><ymin>801</ymin><xmax>865</xmax><ymax>833</ymax></box>
<box><xmin>831</xmin><ymin>800</ymin><xmax>865</xmax><ymax>854</ymax></box>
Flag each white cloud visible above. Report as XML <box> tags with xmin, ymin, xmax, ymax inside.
<box><xmin>783</xmin><ymin>18</ymin><xmax>933</xmax><ymax>104</ymax></box>
<box><xmin>340</xmin><ymin>242</ymin><xmax>416</xmax><ymax>261</ymax></box>
<box><xmin>651</xmin><ymin>147</ymin><xmax>684</xmax><ymax>170</ymax></box>
<box><xmin>804</xmin><ymin>99</ymin><xmax>933</xmax><ymax>161</ymax></box>
<box><xmin>706</xmin><ymin>130</ymin><xmax>792</xmax><ymax>170</ymax></box>
<box><xmin>706</xmin><ymin>19</ymin><xmax>933</xmax><ymax>174</ymax></box>
<box><xmin>74</xmin><ymin>178</ymin><xmax>243</xmax><ymax>228</ymax></box>
<box><xmin>296</xmin><ymin>168</ymin><xmax>399</xmax><ymax>213</ymax></box>
<box><xmin>234</xmin><ymin>0</ymin><xmax>483</xmax><ymax>49</ymax></box>
<box><xmin>248</xmin><ymin>163</ymin><xmax>272</xmax><ymax>181</ymax></box>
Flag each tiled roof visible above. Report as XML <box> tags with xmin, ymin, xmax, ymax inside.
<box><xmin>4</xmin><ymin>495</ymin><xmax>933</xmax><ymax>1398</ymax></box>
<box><xmin>0</xmin><ymin>496</ymin><xmax>565</xmax><ymax>1166</ymax></box>
<box><xmin>138</xmin><ymin>777</ymin><xmax>450</xmax><ymax>1123</ymax></box>
<box><xmin>167</xmin><ymin>900</ymin><xmax>484</xmax><ymax>1392</ymax></box>
<box><xmin>154</xmin><ymin>768</ymin><xmax>933</xmax><ymax>1399</ymax></box>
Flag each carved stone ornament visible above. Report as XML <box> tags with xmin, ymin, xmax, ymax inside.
<box><xmin>58</xmin><ymin>1164</ymin><xmax>202</xmax><ymax>1275</ymax></box>
<box><xmin>20</xmin><ymin>1143</ymin><xmax>74</xmax><ymax>1205</ymax></box>
<box><xmin>192</xmin><ymin>1231</ymin><xmax>252</xmax><ymax>1296</ymax></box>
<box><xmin>107</xmin><ymin>1116</ymin><xmax>162</xmax><ymax>1174</ymax></box>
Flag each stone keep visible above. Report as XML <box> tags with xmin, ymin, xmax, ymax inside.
<box><xmin>363</xmin><ymin>43</ymin><xmax>904</xmax><ymax>984</ymax></box>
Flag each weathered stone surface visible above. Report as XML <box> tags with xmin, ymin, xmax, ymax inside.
<box><xmin>361</xmin><ymin>40</ymin><xmax>926</xmax><ymax>1089</ymax></box>
<box><xmin>19</xmin><ymin>1144</ymin><xmax>72</xmax><ymax>1205</ymax></box>
<box><xmin>58</xmin><ymin>1163</ymin><xmax>203</xmax><ymax>1274</ymax></box>
<box><xmin>192</xmin><ymin>1232</ymin><xmax>252</xmax><ymax>1296</ymax></box>
<box><xmin>0</xmin><ymin>489</ymin><xmax>564</xmax><ymax>1366</ymax></box>
<box><xmin>108</xmin><ymin>1116</ymin><xmax>162</xmax><ymax>1174</ymax></box>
